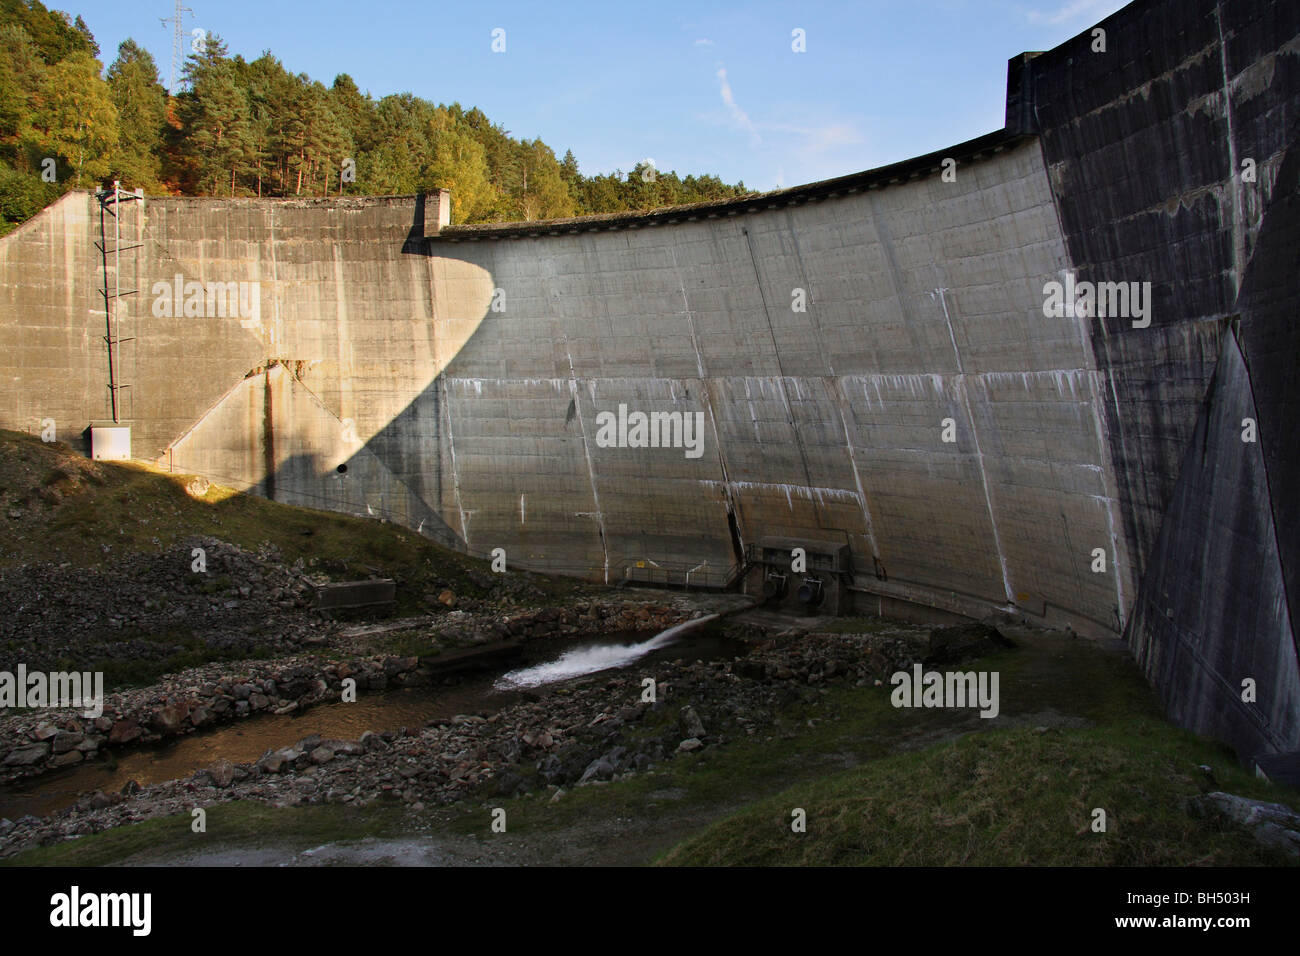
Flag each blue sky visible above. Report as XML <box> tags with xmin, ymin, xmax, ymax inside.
<box><xmin>64</xmin><ymin>0</ymin><xmax>1129</xmax><ymax>191</ymax></box>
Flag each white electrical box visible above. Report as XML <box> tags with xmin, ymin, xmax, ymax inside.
<box><xmin>90</xmin><ymin>424</ymin><xmax>131</xmax><ymax>461</ymax></box>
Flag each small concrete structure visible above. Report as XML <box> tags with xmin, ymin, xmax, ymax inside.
<box><xmin>313</xmin><ymin>579</ymin><xmax>396</xmax><ymax>614</ymax></box>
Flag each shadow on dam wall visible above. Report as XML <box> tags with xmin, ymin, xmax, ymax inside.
<box><xmin>1</xmin><ymin>0</ymin><xmax>1298</xmax><ymax>763</ymax></box>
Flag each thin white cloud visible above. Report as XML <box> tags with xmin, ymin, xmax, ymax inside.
<box><xmin>764</xmin><ymin>120</ymin><xmax>866</xmax><ymax>155</ymax></box>
<box><xmin>715</xmin><ymin>67</ymin><xmax>761</xmax><ymax>146</ymax></box>
<box><xmin>694</xmin><ymin>38</ymin><xmax>714</xmax><ymax>47</ymax></box>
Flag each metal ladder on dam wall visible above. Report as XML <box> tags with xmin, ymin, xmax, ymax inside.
<box><xmin>94</xmin><ymin>182</ymin><xmax>145</xmax><ymax>427</ymax></box>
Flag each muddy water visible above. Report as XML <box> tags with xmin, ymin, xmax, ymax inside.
<box><xmin>0</xmin><ymin>626</ymin><xmax>745</xmax><ymax>821</ymax></box>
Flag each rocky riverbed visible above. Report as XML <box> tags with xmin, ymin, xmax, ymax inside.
<box><xmin>0</xmin><ymin>621</ymin><xmax>935</xmax><ymax>857</ymax></box>
<box><xmin>0</xmin><ymin>598</ymin><xmax>698</xmax><ymax>783</ymax></box>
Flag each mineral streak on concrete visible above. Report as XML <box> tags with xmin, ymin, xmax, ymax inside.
<box><xmin>0</xmin><ymin>0</ymin><xmax>1296</xmax><ymax>759</ymax></box>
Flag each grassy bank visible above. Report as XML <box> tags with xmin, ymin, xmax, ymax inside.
<box><xmin>0</xmin><ymin>429</ymin><xmax>586</xmax><ymax>617</ymax></box>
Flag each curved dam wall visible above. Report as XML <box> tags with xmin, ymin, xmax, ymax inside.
<box><xmin>1</xmin><ymin>0</ymin><xmax>1296</xmax><ymax>760</ymax></box>
<box><xmin>422</xmin><ymin>134</ymin><xmax>1129</xmax><ymax>638</ymax></box>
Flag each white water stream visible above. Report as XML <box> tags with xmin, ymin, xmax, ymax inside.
<box><xmin>493</xmin><ymin>614</ymin><xmax>720</xmax><ymax>690</ymax></box>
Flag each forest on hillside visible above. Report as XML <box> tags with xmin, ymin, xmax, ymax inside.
<box><xmin>0</xmin><ymin>0</ymin><xmax>752</xmax><ymax>234</ymax></box>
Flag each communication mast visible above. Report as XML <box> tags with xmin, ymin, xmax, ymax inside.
<box><xmin>159</xmin><ymin>0</ymin><xmax>193</xmax><ymax>96</ymax></box>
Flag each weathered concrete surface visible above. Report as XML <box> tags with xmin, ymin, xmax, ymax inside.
<box><xmin>1024</xmin><ymin>0</ymin><xmax>1300</xmax><ymax>758</ymax></box>
<box><xmin>422</xmin><ymin>136</ymin><xmax>1128</xmax><ymax>640</ymax></box>
<box><xmin>1</xmin><ymin>0</ymin><xmax>1296</xmax><ymax>758</ymax></box>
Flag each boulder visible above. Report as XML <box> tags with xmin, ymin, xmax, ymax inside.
<box><xmin>51</xmin><ymin>732</ymin><xmax>84</xmax><ymax>754</ymax></box>
<box><xmin>209</xmin><ymin>760</ymin><xmax>236</xmax><ymax>788</ymax></box>
<box><xmin>49</xmin><ymin>750</ymin><xmax>83</xmax><ymax>768</ymax></box>
<box><xmin>1189</xmin><ymin>792</ymin><xmax>1300</xmax><ymax>858</ymax></box>
<box><xmin>151</xmin><ymin>702</ymin><xmax>190</xmax><ymax>733</ymax></box>
<box><xmin>678</xmin><ymin>705</ymin><xmax>707</xmax><ymax>740</ymax></box>
<box><xmin>677</xmin><ymin>738</ymin><xmax>704</xmax><ymax>753</ymax></box>
<box><xmin>578</xmin><ymin>757</ymin><xmax>616</xmax><ymax>784</ymax></box>
<box><xmin>108</xmin><ymin>719</ymin><xmax>142</xmax><ymax>744</ymax></box>
<box><xmin>258</xmin><ymin>751</ymin><xmax>287</xmax><ymax>774</ymax></box>
<box><xmin>4</xmin><ymin>743</ymin><xmax>50</xmax><ymax>766</ymax></box>
<box><xmin>309</xmin><ymin>746</ymin><xmax>335</xmax><ymax>765</ymax></box>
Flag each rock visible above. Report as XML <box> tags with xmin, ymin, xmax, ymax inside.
<box><xmin>185</xmin><ymin>476</ymin><xmax>211</xmax><ymax>497</ymax></box>
<box><xmin>4</xmin><ymin>743</ymin><xmax>50</xmax><ymax>766</ymax></box>
<box><xmin>51</xmin><ymin>732</ymin><xmax>84</xmax><ymax>754</ymax></box>
<box><xmin>1189</xmin><ymin>792</ymin><xmax>1300</xmax><ymax>858</ymax></box>
<box><xmin>325</xmin><ymin>739</ymin><xmax>365</xmax><ymax>757</ymax></box>
<box><xmin>249</xmin><ymin>693</ymin><xmax>269</xmax><ymax>711</ymax></box>
<box><xmin>210</xmin><ymin>760</ymin><xmax>236</xmax><ymax>788</ymax></box>
<box><xmin>522</xmin><ymin>730</ymin><xmax>554</xmax><ymax>750</ymax></box>
<box><xmin>92</xmin><ymin>717</ymin><xmax>114</xmax><ymax>733</ymax></box>
<box><xmin>549</xmin><ymin>788</ymin><xmax>566</xmax><ymax>804</ymax></box>
<box><xmin>309</xmin><ymin>746</ymin><xmax>335</xmax><ymax>765</ymax></box>
<box><xmin>258</xmin><ymin>751</ymin><xmax>287</xmax><ymax>774</ymax></box>
<box><xmin>49</xmin><ymin>750</ymin><xmax>83</xmax><ymax>768</ymax></box>
<box><xmin>677</xmin><ymin>737</ymin><xmax>704</xmax><ymax>753</ymax></box>
<box><xmin>108</xmin><ymin>719</ymin><xmax>142</xmax><ymax>744</ymax></box>
<box><xmin>438</xmin><ymin>590</ymin><xmax>457</xmax><ymax>608</ymax></box>
<box><xmin>360</xmin><ymin>731</ymin><xmax>390</xmax><ymax>753</ymax></box>
<box><xmin>678</xmin><ymin>705</ymin><xmax>706</xmax><ymax>739</ymax></box>
<box><xmin>578</xmin><ymin>757</ymin><xmax>617</xmax><ymax>784</ymax></box>
<box><xmin>151</xmin><ymin>702</ymin><xmax>190</xmax><ymax>733</ymax></box>
<box><xmin>32</xmin><ymin>722</ymin><xmax>59</xmax><ymax>741</ymax></box>
<box><xmin>190</xmin><ymin>705</ymin><xmax>214</xmax><ymax>728</ymax></box>
<box><xmin>120</xmin><ymin>780</ymin><xmax>141</xmax><ymax>796</ymax></box>
<box><xmin>234</xmin><ymin>700</ymin><xmax>250</xmax><ymax>717</ymax></box>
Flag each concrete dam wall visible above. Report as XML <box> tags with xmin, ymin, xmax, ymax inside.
<box><xmin>1</xmin><ymin>0</ymin><xmax>1296</xmax><ymax>761</ymax></box>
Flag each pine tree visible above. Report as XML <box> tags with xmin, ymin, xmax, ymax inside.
<box><xmin>106</xmin><ymin>39</ymin><xmax>166</xmax><ymax>190</ymax></box>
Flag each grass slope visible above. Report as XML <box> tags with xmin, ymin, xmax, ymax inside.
<box><xmin>0</xmin><ymin>429</ymin><xmax>581</xmax><ymax>614</ymax></box>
